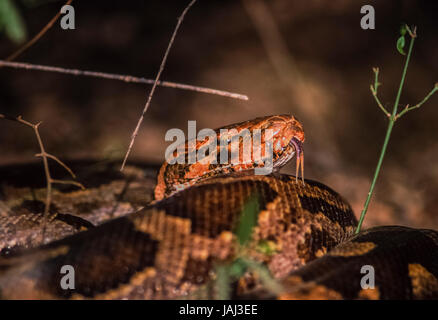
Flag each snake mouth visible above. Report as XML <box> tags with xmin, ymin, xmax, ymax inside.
<box><xmin>290</xmin><ymin>137</ymin><xmax>303</xmax><ymax>156</ymax></box>
<box><xmin>289</xmin><ymin>137</ymin><xmax>305</xmax><ymax>184</ymax></box>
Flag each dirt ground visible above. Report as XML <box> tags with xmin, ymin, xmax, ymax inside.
<box><xmin>0</xmin><ymin>0</ymin><xmax>437</xmax><ymax>229</ymax></box>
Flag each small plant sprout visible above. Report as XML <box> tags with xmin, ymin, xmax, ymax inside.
<box><xmin>214</xmin><ymin>194</ymin><xmax>283</xmax><ymax>299</ymax></box>
<box><xmin>356</xmin><ymin>25</ymin><xmax>438</xmax><ymax>234</ymax></box>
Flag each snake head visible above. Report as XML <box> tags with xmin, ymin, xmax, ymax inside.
<box><xmin>263</xmin><ymin>115</ymin><xmax>305</xmax><ymax>184</ymax></box>
<box><xmin>155</xmin><ymin>114</ymin><xmax>306</xmax><ymax>200</ymax></box>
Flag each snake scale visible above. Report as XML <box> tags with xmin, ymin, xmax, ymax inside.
<box><xmin>0</xmin><ymin>115</ymin><xmax>437</xmax><ymax>300</ymax></box>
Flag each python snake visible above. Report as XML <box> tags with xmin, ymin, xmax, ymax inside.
<box><xmin>0</xmin><ymin>115</ymin><xmax>437</xmax><ymax>299</ymax></box>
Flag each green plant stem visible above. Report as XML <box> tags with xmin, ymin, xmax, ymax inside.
<box><xmin>371</xmin><ymin>85</ymin><xmax>390</xmax><ymax>117</ymax></box>
<box><xmin>355</xmin><ymin>33</ymin><xmax>415</xmax><ymax>234</ymax></box>
<box><xmin>396</xmin><ymin>86</ymin><xmax>438</xmax><ymax>119</ymax></box>
<box><xmin>355</xmin><ymin>121</ymin><xmax>394</xmax><ymax>234</ymax></box>
<box><xmin>373</xmin><ymin>68</ymin><xmax>379</xmax><ymax>91</ymax></box>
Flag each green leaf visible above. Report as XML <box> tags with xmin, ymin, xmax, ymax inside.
<box><xmin>396</xmin><ymin>36</ymin><xmax>406</xmax><ymax>55</ymax></box>
<box><xmin>228</xmin><ymin>258</ymin><xmax>247</xmax><ymax>278</ymax></box>
<box><xmin>234</xmin><ymin>194</ymin><xmax>260</xmax><ymax>246</ymax></box>
<box><xmin>256</xmin><ymin>240</ymin><xmax>278</xmax><ymax>256</ymax></box>
<box><xmin>400</xmin><ymin>24</ymin><xmax>407</xmax><ymax>36</ymax></box>
<box><xmin>0</xmin><ymin>0</ymin><xmax>27</xmax><ymax>44</ymax></box>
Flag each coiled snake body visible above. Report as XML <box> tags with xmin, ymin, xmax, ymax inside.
<box><xmin>0</xmin><ymin>115</ymin><xmax>437</xmax><ymax>299</ymax></box>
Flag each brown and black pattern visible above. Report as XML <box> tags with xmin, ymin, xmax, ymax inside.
<box><xmin>0</xmin><ymin>174</ymin><xmax>357</xmax><ymax>299</ymax></box>
<box><xmin>0</xmin><ymin>160</ymin><xmax>158</xmax><ymax>253</ymax></box>
<box><xmin>0</xmin><ymin>159</ymin><xmax>437</xmax><ymax>299</ymax></box>
<box><xmin>279</xmin><ymin>226</ymin><xmax>438</xmax><ymax>300</ymax></box>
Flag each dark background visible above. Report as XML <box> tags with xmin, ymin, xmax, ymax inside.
<box><xmin>0</xmin><ymin>0</ymin><xmax>437</xmax><ymax>229</ymax></box>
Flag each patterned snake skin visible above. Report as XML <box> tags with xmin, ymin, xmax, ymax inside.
<box><xmin>0</xmin><ymin>114</ymin><xmax>437</xmax><ymax>299</ymax></box>
<box><xmin>0</xmin><ymin>161</ymin><xmax>436</xmax><ymax>299</ymax></box>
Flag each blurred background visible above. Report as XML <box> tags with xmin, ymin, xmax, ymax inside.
<box><xmin>0</xmin><ymin>0</ymin><xmax>437</xmax><ymax>229</ymax></box>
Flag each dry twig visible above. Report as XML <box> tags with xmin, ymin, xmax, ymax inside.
<box><xmin>0</xmin><ymin>60</ymin><xmax>247</xmax><ymax>101</ymax></box>
<box><xmin>5</xmin><ymin>0</ymin><xmax>73</xmax><ymax>62</ymax></box>
<box><xmin>0</xmin><ymin>113</ymin><xmax>84</xmax><ymax>238</ymax></box>
<box><xmin>120</xmin><ymin>0</ymin><xmax>198</xmax><ymax>171</ymax></box>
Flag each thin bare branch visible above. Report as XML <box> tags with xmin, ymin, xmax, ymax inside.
<box><xmin>5</xmin><ymin>0</ymin><xmax>73</xmax><ymax>62</ymax></box>
<box><xmin>50</xmin><ymin>179</ymin><xmax>85</xmax><ymax>190</ymax></box>
<box><xmin>120</xmin><ymin>0</ymin><xmax>198</xmax><ymax>171</ymax></box>
<box><xmin>0</xmin><ymin>114</ymin><xmax>84</xmax><ymax>241</ymax></box>
<box><xmin>372</xmin><ymin>67</ymin><xmax>381</xmax><ymax>93</ymax></box>
<box><xmin>406</xmin><ymin>25</ymin><xmax>417</xmax><ymax>38</ymax></box>
<box><xmin>370</xmin><ymin>85</ymin><xmax>390</xmax><ymax>117</ymax></box>
<box><xmin>395</xmin><ymin>85</ymin><xmax>438</xmax><ymax>120</ymax></box>
<box><xmin>35</xmin><ymin>152</ymin><xmax>76</xmax><ymax>179</ymax></box>
<box><xmin>370</xmin><ymin>67</ymin><xmax>390</xmax><ymax>117</ymax></box>
<box><xmin>0</xmin><ymin>60</ymin><xmax>248</xmax><ymax>101</ymax></box>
